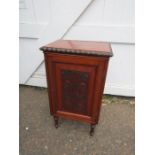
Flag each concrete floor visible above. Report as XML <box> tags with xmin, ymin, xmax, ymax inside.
<box><xmin>19</xmin><ymin>86</ymin><xmax>135</xmax><ymax>155</ymax></box>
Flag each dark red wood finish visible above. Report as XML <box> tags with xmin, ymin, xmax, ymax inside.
<box><xmin>41</xmin><ymin>40</ymin><xmax>113</xmax><ymax>135</ymax></box>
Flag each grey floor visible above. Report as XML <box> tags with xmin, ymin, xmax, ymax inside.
<box><xmin>19</xmin><ymin>86</ymin><xmax>135</xmax><ymax>155</ymax></box>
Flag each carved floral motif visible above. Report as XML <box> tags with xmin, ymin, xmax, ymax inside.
<box><xmin>61</xmin><ymin>70</ymin><xmax>89</xmax><ymax>115</ymax></box>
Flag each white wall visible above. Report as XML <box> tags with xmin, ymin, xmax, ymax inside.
<box><xmin>20</xmin><ymin>0</ymin><xmax>135</xmax><ymax>96</ymax></box>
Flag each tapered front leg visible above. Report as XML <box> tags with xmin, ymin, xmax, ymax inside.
<box><xmin>54</xmin><ymin>116</ymin><xmax>59</xmax><ymax>128</ymax></box>
<box><xmin>90</xmin><ymin>124</ymin><xmax>96</xmax><ymax>136</ymax></box>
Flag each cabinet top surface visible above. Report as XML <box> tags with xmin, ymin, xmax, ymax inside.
<box><xmin>40</xmin><ymin>40</ymin><xmax>113</xmax><ymax>57</ymax></box>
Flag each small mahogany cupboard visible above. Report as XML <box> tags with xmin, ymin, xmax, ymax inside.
<box><xmin>40</xmin><ymin>40</ymin><xmax>113</xmax><ymax>135</ymax></box>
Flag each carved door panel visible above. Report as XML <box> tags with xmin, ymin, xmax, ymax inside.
<box><xmin>55</xmin><ymin>63</ymin><xmax>96</xmax><ymax>117</ymax></box>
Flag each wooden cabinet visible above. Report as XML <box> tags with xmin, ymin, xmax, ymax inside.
<box><xmin>40</xmin><ymin>40</ymin><xmax>113</xmax><ymax>135</ymax></box>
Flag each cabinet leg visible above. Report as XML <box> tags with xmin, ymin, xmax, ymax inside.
<box><xmin>54</xmin><ymin>116</ymin><xmax>59</xmax><ymax>128</ymax></box>
<box><xmin>90</xmin><ymin>124</ymin><xmax>95</xmax><ymax>136</ymax></box>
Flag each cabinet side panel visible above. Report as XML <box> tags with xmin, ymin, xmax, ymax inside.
<box><xmin>44</xmin><ymin>54</ymin><xmax>58</xmax><ymax>115</ymax></box>
<box><xmin>91</xmin><ymin>57</ymin><xmax>109</xmax><ymax>124</ymax></box>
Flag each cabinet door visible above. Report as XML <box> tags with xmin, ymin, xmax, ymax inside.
<box><xmin>55</xmin><ymin>63</ymin><xmax>96</xmax><ymax>118</ymax></box>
